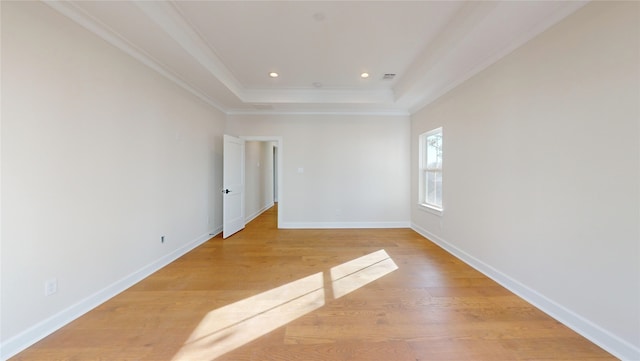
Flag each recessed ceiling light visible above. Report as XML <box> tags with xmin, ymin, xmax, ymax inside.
<box><xmin>269</xmin><ymin>72</ymin><xmax>279</xmax><ymax>78</ymax></box>
<box><xmin>360</xmin><ymin>72</ymin><xmax>370</xmax><ymax>79</ymax></box>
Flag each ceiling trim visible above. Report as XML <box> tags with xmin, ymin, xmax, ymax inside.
<box><xmin>41</xmin><ymin>0</ymin><xmax>410</xmax><ymax>117</ymax></box>
<box><xmin>43</xmin><ymin>1</ymin><xmax>590</xmax><ymax>116</ymax></box>
<box><xmin>393</xmin><ymin>2</ymin><xmax>498</xmax><ymax>108</ymax></box>
<box><xmin>158</xmin><ymin>0</ymin><xmax>402</xmax><ymax>107</ymax></box>
<box><xmin>46</xmin><ymin>0</ymin><xmax>408</xmax><ymax>114</ymax></box>
<box><xmin>226</xmin><ymin>109</ymin><xmax>410</xmax><ymax>117</ymax></box>
<box><xmin>134</xmin><ymin>1</ymin><xmax>245</xmax><ymax>99</ymax></box>
<box><xmin>43</xmin><ymin>0</ymin><xmax>228</xmax><ymax>113</ymax></box>
<box><xmin>405</xmin><ymin>0</ymin><xmax>589</xmax><ymax>114</ymax></box>
<box><xmin>242</xmin><ymin>88</ymin><xmax>395</xmax><ymax>104</ymax></box>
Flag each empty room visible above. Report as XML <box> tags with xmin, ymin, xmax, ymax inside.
<box><xmin>1</xmin><ymin>1</ymin><xmax>638</xmax><ymax>360</ymax></box>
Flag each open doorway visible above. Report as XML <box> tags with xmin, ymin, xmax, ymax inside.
<box><xmin>273</xmin><ymin>145</ymin><xmax>278</xmax><ymax>203</ymax></box>
<box><xmin>241</xmin><ymin>136</ymin><xmax>282</xmax><ymax>228</ymax></box>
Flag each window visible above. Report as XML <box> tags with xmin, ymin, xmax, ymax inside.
<box><xmin>419</xmin><ymin>127</ymin><xmax>443</xmax><ymax>213</ymax></box>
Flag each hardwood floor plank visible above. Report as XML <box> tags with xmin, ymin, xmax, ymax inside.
<box><xmin>10</xmin><ymin>205</ymin><xmax>615</xmax><ymax>360</ymax></box>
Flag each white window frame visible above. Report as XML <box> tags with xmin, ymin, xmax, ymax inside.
<box><xmin>418</xmin><ymin>127</ymin><xmax>443</xmax><ymax>215</ymax></box>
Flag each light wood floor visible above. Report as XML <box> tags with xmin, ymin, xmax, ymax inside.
<box><xmin>11</xmin><ymin>205</ymin><xmax>615</xmax><ymax>360</ymax></box>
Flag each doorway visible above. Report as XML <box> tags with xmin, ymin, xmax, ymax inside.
<box><xmin>273</xmin><ymin>145</ymin><xmax>278</xmax><ymax>203</ymax></box>
<box><xmin>240</xmin><ymin>136</ymin><xmax>283</xmax><ymax>229</ymax></box>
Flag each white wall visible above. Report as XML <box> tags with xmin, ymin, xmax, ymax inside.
<box><xmin>1</xmin><ymin>2</ymin><xmax>226</xmax><ymax>357</ymax></box>
<box><xmin>410</xmin><ymin>2</ymin><xmax>639</xmax><ymax>359</ymax></box>
<box><xmin>227</xmin><ymin>114</ymin><xmax>410</xmax><ymax>228</ymax></box>
<box><xmin>244</xmin><ymin>141</ymin><xmax>274</xmax><ymax>222</ymax></box>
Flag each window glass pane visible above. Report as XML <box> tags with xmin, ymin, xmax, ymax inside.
<box><xmin>419</xmin><ymin>127</ymin><xmax>442</xmax><ymax>210</ymax></box>
<box><xmin>427</xmin><ymin>171</ymin><xmax>436</xmax><ymax>204</ymax></box>
<box><xmin>426</xmin><ymin>171</ymin><xmax>442</xmax><ymax>207</ymax></box>
<box><xmin>426</xmin><ymin>133</ymin><xmax>442</xmax><ymax>169</ymax></box>
<box><xmin>434</xmin><ymin>171</ymin><xmax>442</xmax><ymax>207</ymax></box>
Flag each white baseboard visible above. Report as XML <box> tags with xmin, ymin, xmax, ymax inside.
<box><xmin>411</xmin><ymin>223</ymin><xmax>640</xmax><ymax>361</ymax></box>
<box><xmin>0</xmin><ymin>228</ymin><xmax>221</xmax><ymax>361</ymax></box>
<box><xmin>245</xmin><ymin>202</ymin><xmax>274</xmax><ymax>224</ymax></box>
<box><xmin>280</xmin><ymin>221</ymin><xmax>410</xmax><ymax>229</ymax></box>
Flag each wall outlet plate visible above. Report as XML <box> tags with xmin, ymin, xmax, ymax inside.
<box><xmin>45</xmin><ymin>278</ymin><xmax>57</xmax><ymax>296</ymax></box>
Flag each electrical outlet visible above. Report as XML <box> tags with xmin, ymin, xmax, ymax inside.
<box><xmin>45</xmin><ymin>278</ymin><xmax>57</xmax><ymax>296</ymax></box>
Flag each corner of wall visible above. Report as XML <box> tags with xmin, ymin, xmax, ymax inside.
<box><xmin>410</xmin><ymin>223</ymin><xmax>640</xmax><ymax>360</ymax></box>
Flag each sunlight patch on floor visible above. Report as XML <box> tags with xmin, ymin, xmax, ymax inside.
<box><xmin>331</xmin><ymin>249</ymin><xmax>398</xmax><ymax>299</ymax></box>
<box><xmin>172</xmin><ymin>249</ymin><xmax>397</xmax><ymax>361</ymax></box>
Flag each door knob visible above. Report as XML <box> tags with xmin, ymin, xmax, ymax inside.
<box><xmin>223</xmin><ymin>189</ymin><xmax>231</xmax><ymax>194</ymax></box>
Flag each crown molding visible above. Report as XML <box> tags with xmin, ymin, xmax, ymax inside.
<box><xmin>133</xmin><ymin>1</ymin><xmax>245</xmax><ymax>100</ymax></box>
<box><xmin>226</xmin><ymin>109</ymin><xmax>410</xmax><ymax>117</ymax></box>
<box><xmin>242</xmin><ymin>87</ymin><xmax>396</xmax><ymax>104</ymax></box>
<box><xmin>43</xmin><ymin>0</ymin><xmax>228</xmax><ymax>113</ymax></box>
<box><xmin>43</xmin><ymin>0</ymin><xmax>410</xmax><ymax>114</ymax></box>
<box><xmin>43</xmin><ymin>0</ymin><xmax>589</xmax><ymax>116</ymax></box>
<box><xmin>400</xmin><ymin>0</ymin><xmax>589</xmax><ymax>114</ymax></box>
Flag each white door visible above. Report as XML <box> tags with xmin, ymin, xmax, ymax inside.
<box><xmin>223</xmin><ymin>135</ymin><xmax>245</xmax><ymax>238</ymax></box>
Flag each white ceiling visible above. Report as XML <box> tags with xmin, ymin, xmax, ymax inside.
<box><xmin>46</xmin><ymin>1</ymin><xmax>587</xmax><ymax>115</ymax></box>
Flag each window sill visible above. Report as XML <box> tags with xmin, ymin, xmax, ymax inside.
<box><xmin>418</xmin><ymin>203</ymin><xmax>443</xmax><ymax>216</ymax></box>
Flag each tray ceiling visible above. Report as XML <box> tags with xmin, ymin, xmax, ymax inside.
<box><xmin>46</xmin><ymin>1</ymin><xmax>587</xmax><ymax>115</ymax></box>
